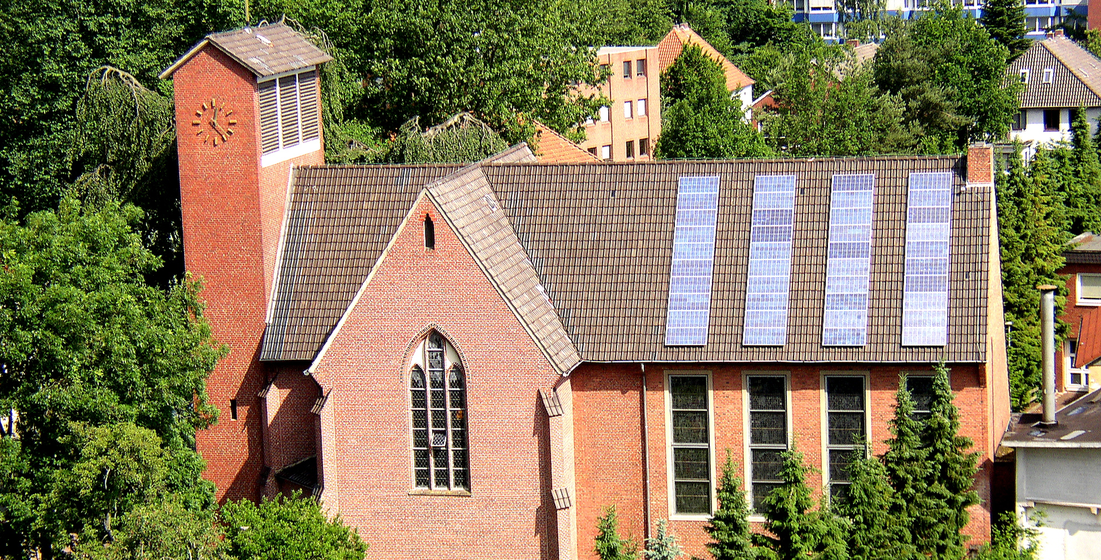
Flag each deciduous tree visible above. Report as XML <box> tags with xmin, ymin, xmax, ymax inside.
<box><xmin>221</xmin><ymin>493</ymin><xmax>367</xmax><ymax>560</ymax></box>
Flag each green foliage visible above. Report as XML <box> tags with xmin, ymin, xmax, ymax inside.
<box><xmin>706</xmin><ymin>453</ymin><xmax>756</xmax><ymax>560</ymax></box>
<box><xmin>756</xmin><ymin>443</ymin><xmax>848</xmax><ymax>560</ymax></box>
<box><xmin>837</xmin><ymin>0</ymin><xmax>887</xmax><ymax>42</ymax></box>
<box><xmin>835</xmin><ymin>443</ymin><xmax>903</xmax><ymax>560</ymax></box>
<box><xmin>645</xmin><ymin>519</ymin><xmax>683</xmax><ymax>560</ymax></box>
<box><xmin>881</xmin><ymin>375</ymin><xmax>932</xmax><ymax>558</ymax></box>
<box><xmin>761</xmin><ymin>44</ymin><xmax>911</xmax><ymax>157</ymax></box>
<box><xmin>971</xmin><ymin>512</ymin><xmax>1040</xmax><ymax>560</ymax></box>
<box><xmin>354</xmin><ymin>0</ymin><xmax>608</xmax><ymax>144</ymax></box>
<box><xmin>595</xmin><ymin>505</ymin><xmax>638</xmax><ymax>560</ymax></box>
<box><xmin>73</xmin><ymin>496</ymin><xmax>227</xmax><ymax>560</ymax></box>
<box><xmin>656</xmin><ymin>45</ymin><xmax>770</xmax><ymax>159</ymax></box>
<box><xmin>0</xmin><ymin>199</ymin><xmax>224</xmax><ymax>557</ymax></box>
<box><xmin>980</xmin><ymin>0</ymin><xmax>1029</xmax><ymax>59</ymax></box>
<box><xmin>920</xmin><ymin>364</ymin><xmax>980</xmax><ymax>559</ymax></box>
<box><xmin>997</xmin><ymin>146</ymin><xmax>1068</xmax><ymax>408</ymax></box>
<box><xmin>1063</xmin><ymin>107</ymin><xmax>1101</xmax><ymax>235</ymax></box>
<box><xmin>221</xmin><ymin>492</ymin><xmax>367</xmax><ymax>560</ymax></box>
<box><xmin>874</xmin><ymin>2</ymin><xmax>1021</xmax><ymax>151</ymax></box>
<box><xmin>371</xmin><ymin>114</ymin><xmax>509</xmax><ymax>165</ymax></box>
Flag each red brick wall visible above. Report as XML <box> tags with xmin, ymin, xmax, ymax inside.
<box><xmin>309</xmin><ymin>195</ymin><xmax>563</xmax><ymax>559</ymax></box>
<box><xmin>172</xmin><ymin>44</ymin><xmax>323</xmax><ymax>502</ymax></box>
<box><xmin>572</xmin><ymin>363</ymin><xmax>993</xmax><ymax>560</ymax></box>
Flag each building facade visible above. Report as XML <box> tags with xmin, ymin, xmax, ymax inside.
<box><xmin>1055</xmin><ymin>233</ymin><xmax>1101</xmax><ymax>393</ymax></box>
<box><xmin>578</xmin><ymin>46</ymin><xmax>662</xmax><ymax>161</ymax></box>
<box><xmin>166</xmin><ymin>24</ymin><xmax>1012</xmax><ymax>560</ymax></box>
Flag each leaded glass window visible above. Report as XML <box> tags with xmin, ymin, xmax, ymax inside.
<box><xmin>670</xmin><ymin>375</ymin><xmax>711</xmax><ymax>514</ymax></box>
<box><xmin>825</xmin><ymin>376</ymin><xmax>865</xmax><ymax>503</ymax></box>
<box><xmin>410</xmin><ymin>333</ymin><xmax>469</xmax><ymax>490</ymax></box>
<box><xmin>906</xmin><ymin>376</ymin><xmax>934</xmax><ymax>422</ymax></box>
<box><xmin>748</xmin><ymin>375</ymin><xmax>787</xmax><ymax>511</ymax></box>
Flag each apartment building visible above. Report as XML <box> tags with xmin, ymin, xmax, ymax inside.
<box><xmin>578</xmin><ymin>46</ymin><xmax>662</xmax><ymax>161</ymax></box>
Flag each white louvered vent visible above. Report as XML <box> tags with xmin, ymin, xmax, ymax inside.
<box><xmin>298</xmin><ymin>70</ymin><xmax>319</xmax><ymax>141</ymax></box>
<box><xmin>278</xmin><ymin>75</ymin><xmax>301</xmax><ymax>147</ymax></box>
<box><xmin>259</xmin><ymin>79</ymin><xmax>279</xmax><ymax>154</ymax></box>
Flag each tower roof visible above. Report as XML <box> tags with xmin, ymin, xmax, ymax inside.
<box><xmin>161</xmin><ymin>22</ymin><xmax>332</xmax><ymax>79</ymax></box>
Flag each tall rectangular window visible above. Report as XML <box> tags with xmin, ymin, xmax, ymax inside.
<box><xmin>1044</xmin><ymin>109</ymin><xmax>1061</xmax><ymax>131</ymax></box>
<box><xmin>624</xmin><ymin>100</ymin><xmax>633</xmax><ymax>119</ymax></box>
<box><xmin>825</xmin><ymin>376</ymin><xmax>866</xmax><ymax>503</ymax></box>
<box><xmin>601</xmin><ymin>145</ymin><xmax>611</xmax><ymax>160</ymax></box>
<box><xmin>599</xmin><ymin>106</ymin><xmax>610</xmax><ymax>122</ymax></box>
<box><xmin>906</xmin><ymin>376</ymin><xmax>934</xmax><ymax>421</ymax></box>
<box><xmin>626</xmin><ymin>140</ymin><xmax>635</xmax><ymax>159</ymax></box>
<box><xmin>747</xmin><ymin>375</ymin><xmax>787</xmax><ymax>511</ymax></box>
<box><xmin>1012</xmin><ymin>111</ymin><xmax>1025</xmax><ymax>131</ymax></box>
<box><xmin>638</xmin><ymin>98</ymin><xmax>647</xmax><ymax>116</ymax></box>
<box><xmin>637</xmin><ymin>59</ymin><xmax>647</xmax><ymax>76</ymax></box>
<box><xmin>670</xmin><ymin>375</ymin><xmax>711</xmax><ymax>515</ymax></box>
<box><xmin>624</xmin><ymin>60</ymin><xmax>632</xmax><ymax>78</ymax></box>
<box><xmin>639</xmin><ymin>138</ymin><xmax>650</xmax><ymax>156</ymax></box>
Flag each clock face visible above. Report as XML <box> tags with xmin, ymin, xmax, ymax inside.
<box><xmin>191</xmin><ymin>97</ymin><xmax>237</xmax><ymax>147</ymax></box>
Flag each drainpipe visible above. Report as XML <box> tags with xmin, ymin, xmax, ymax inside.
<box><xmin>641</xmin><ymin>363</ymin><xmax>651</xmax><ymax>541</ymax></box>
<box><xmin>1039</xmin><ymin>285</ymin><xmax>1058</xmax><ymax>426</ymax></box>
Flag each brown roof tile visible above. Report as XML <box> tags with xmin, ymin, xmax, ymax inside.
<box><xmin>657</xmin><ymin>25</ymin><xmax>754</xmax><ymax>92</ymax></box>
<box><xmin>1008</xmin><ymin>36</ymin><xmax>1101</xmax><ymax>109</ymax></box>
<box><xmin>532</xmin><ymin>122</ymin><xmax>601</xmax><ymax>163</ymax></box>
<box><xmin>263</xmin><ymin>153</ymin><xmax>993</xmax><ymax>366</ymax></box>
<box><xmin>162</xmin><ymin>22</ymin><xmax>332</xmax><ymax>79</ymax></box>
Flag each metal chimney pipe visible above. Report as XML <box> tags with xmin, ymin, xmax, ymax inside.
<box><xmin>1039</xmin><ymin>285</ymin><xmax>1058</xmax><ymax>426</ymax></box>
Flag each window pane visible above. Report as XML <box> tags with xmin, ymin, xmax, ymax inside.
<box><xmin>673</xmin><ymin>411</ymin><xmax>708</xmax><ymax>443</ymax></box>
<box><xmin>675</xmin><ymin>482</ymin><xmax>710</xmax><ymax>514</ymax></box>
<box><xmin>412</xmin><ymin>390</ymin><xmax>426</xmax><ymax>409</ymax></box>
<box><xmin>830</xmin><ymin>482</ymin><xmax>851</xmax><ymax>504</ymax></box>
<box><xmin>431</xmin><ymin>389</ymin><xmax>445</xmax><ymax>410</ymax></box>
<box><xmin>451</xmin><ymin>427</ymin><xmax>466</xmax><ymax>449</ymax></box>
<box><xmin>907</xmin><ymin>377</ymin><xmax>935</xmax><ymax>415</ymax></box>
<box><xmin>752</xmin><ymin>449</ymin><xmax>784</xmax><ymax>482</ymax></box>
<box><xmin>750</xmin><ymin>411</ymin><xmax>786</xmax><ymax>445</ymax></box>
<box><xmin>413</xmin><ymin>409</ymin><xmax>427</xmax><ymax>429</ymax></box>
<box><xmin>671</xmin><ymin>376</ymin><xmax>707</xmax><ymax>409</ymax></box>
<box><xmin>413</xmin><ymin>429</ymin><xmax>428</xmax><ymax>448</ymax></box>
<box><xmin>752</xmin><ymin>482</ymin><xmax>783</xmax><ymax>511</ymax></box>
<box><xmin>430</xmin><ymin>368</ymin><xmax>444</xmax><ymax>388</ymax></box>
<box><xmin>448</xmin><ymin>366</ymin><xmax>464</xmax><ymax>388</ymax></box>
<box><xmin>411</xmin><ymin>367</ymin><xmax>425</xmax><ymax>388</ymax></box>
<box><xmin>827</xmin><ymin>377</ymin><xmax>864</xmax><ymax>410</ymax></box>
<box><xmin>749</xmin><ymin>377</ymin><xmax>785</xmax><ymax>410</ymax></box>
<box><xmin>829</xmin><ymin>449</ymin><xmax>856</xmax><ymax>482</ymax></box>
<box><xmin>828</xmin><ymin>412</ymin><xmax>864</xmax><ymax>445</ymax></box>
<box><xmin>674</xmin><ymin>447</ymin><xmax>710</xmax><ymax>480</ymax></box>
<box><xmin>1082</xmin><ymin>274</ymin><xmax>1101</xmax><ymax>299</ymax></box>
<box><xmin>432</xmin><ymin>409</ymin><xmax>446</xmax><ymax>430</ymax></box>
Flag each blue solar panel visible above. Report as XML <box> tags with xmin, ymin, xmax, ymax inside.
<box><xmin>822</xmin><ymin>174</ymin><xmax>875</xmax><ymax>346</ymax></box>
<box><xmin>665</xmin><ymin>176</ymin><xmax>720</xmax><ymax>346</ymax></box>
<box><xmin>743</xmin><ymin>175</ymin><xmax>796</xmax><ymax>346</ymax></box>
<box><xmin>902</xmin><ymin>172</ymin><xmax>953</xmax><ymax>346</ymax></box>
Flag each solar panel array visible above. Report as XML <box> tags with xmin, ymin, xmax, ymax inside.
<box><xmin>665</xmin><ymin>176</ymin><xmax>721</xmax><ymax>346</ymax></box>
<box><xmin>743</xmin><ymin>175</ymin><xmax>797</xmax><ymax>346</ymax></box>
<box><xmin>902</xmin><ymin>172</ymin><xmax>954</xmax><ymax>346</ymax></box>
<box><xmin>822</xmin><ymin>174</ymin><xmax>876</xmax><ymax>346</ymax></box>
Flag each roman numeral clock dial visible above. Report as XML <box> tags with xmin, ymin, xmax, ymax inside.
<box><xmin>191</xmin><ymin>98</ymin><xmax>237</xmax><ymax>147</ymax></box>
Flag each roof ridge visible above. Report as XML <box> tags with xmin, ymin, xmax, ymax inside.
<box><xmin>1043</xmin><ymin>38</ymin><xmax>1101</xmax><ymax>101</ymax></box>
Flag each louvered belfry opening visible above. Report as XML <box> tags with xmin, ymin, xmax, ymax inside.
<box><xmin>258</xmin><ymin>69</ymin><xmax>320</xmax><ymax>156</ymax></box>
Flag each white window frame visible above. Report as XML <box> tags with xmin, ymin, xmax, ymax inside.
<box><xmin>598</xmin><ymin>106</ymin><xmax>610</xmax><ymax>123</ymax></box>
<box><xmin>624</xmin><ymin>100</ymin><xmax>633</xmax><ymax>120</ymax></box>
<box><xmin>623</xmin><ymin>60</ymin><xmax>632</xmax><ymax>78</ymax></box>
<box><xmin>1020</xmin><ymin>69</ymin><xmax>1030</xmax><ymax>84</ymax></box>
<box><xmin>638</xmin><ymin>98</ymin><xmax>647</xmax><ymax>117</ymax></box>
<box><xmin>601</xmin><ymin>145</ymin><xmax>611</xmax><ymax>160</ymax></box>
<box><xmin>1066</xmin><ymin>339</ymin><xmax>1090</xmax><ymax>390</ymax></box>
<box><xmin>1042</xmin><ymin>68</ymin><xmax>1054</xmax><ymax>84</ymax></box>
<box><xmin>819</xmin><ymin>372</ymin><xmax>871</xmax><ymax>505</ymax></box>
<box><xmin>1078</xmin><ymin>273</ymin><xmax>1101</xmax><ymax>306</ymax></box>
<box><xmin>666</xmin><ymin>371</ymin><xmax>716</xmax><ymax>520</ymax></box>
<box><xmin>742</xmin><ymin>371</ymin><xmax>791</xmax><ymax>520</ymax></box>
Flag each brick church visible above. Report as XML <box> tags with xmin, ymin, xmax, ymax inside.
<box><xmin>163</xmin><ymin>23</ymin><xmax>1012</xmax><ymax>560</ymax></box>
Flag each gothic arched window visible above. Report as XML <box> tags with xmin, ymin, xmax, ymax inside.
<box><xmin>410</xmin><ymin>332</ymin><xmax>469</xmax><ymax>490</ymax></box>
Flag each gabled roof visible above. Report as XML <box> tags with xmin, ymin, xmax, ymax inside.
<box><xmin>532</xmin><ymin>122</ymin><xmax>600</xmax><ymax>163</ymax></box>
<box><xmin>1065</xmin><ymin>231</ymin><xmax>1101</xmax><ymax>264</ymax></box>
<box><xmin>161</xmin><ymin>22</ymin><xmax>332</xmax><ymax>79</ymax></box>
<box><xmin>263</xmin><ymin>151</ymin><xmax>995</xmax><ymax>366</ymax></box>
<box><xmin>1008</xmin><ymin>36</ymin><xmax>1101</xmax><ymax>109</ymax></box>
<box><xmin>657</xmin><ymin>24</ymin><xmax>754</xmax><ymax>92</ymax></box>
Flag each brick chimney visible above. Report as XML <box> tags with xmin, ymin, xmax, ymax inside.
<box><xmin>967</xmin><ymin>143</ymin><xmax>995</xmax><ymax>186</ymax></box>
<box><xmin>160</xmin><ymin>23</ymin><xmax>331</xmax><ymax>502</ymax></box>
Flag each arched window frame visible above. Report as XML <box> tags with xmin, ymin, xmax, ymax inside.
<box><xmin>410</xmin><ymin>331</ymin><xmax>469</xmax><ymax>491</ymax></box>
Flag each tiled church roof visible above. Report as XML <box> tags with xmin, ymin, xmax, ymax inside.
<box><xmin>264</xmin><ymin>151</ymin><xmax>994</xmax><ymax>366</ymax></box>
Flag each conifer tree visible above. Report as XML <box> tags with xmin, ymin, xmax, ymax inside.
<box><xmin>595</xmin><ymin>505</ymin><xmax>638</xmax><ymax>560</ymax></box>
<box><xmin>881</xmin><ymin>375</ymin><xmax>932</xmax><ymax>556</ymax></box>
<box><xmin>836</xmin><ymin>442</ymin><xmax>907</xmax><ymax>560</ymax></box>
<box><xmin>705</xmin><ymin>453</ymin><xmax>756</xmax><ymax>560</ymax></box>
<box><xmin>920</xmin><ymin>364</ymin><xmax>980</xmax><ymax>560</ymax></box>
<box><xmin>979</xmin><ymin>0</ymin><xmax>1029</xmax><ymax>59</ymax></box>
<box><xmin>1065</xmin><ymin>107</ymin><xmax>1101</xmax><ymax>235</ymax></box>
<box><xmin>757</xmin><ymin>443</ymin><xmax>843</xmax><ymax>560</ymax></box>
<box><xmin>645</xmin><ymin>519</ymin><xmax>683</xmax><ymax>560</ymax></box>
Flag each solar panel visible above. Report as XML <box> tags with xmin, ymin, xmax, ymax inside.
<box><xmin>665</xmin><ymin>176</ymin><xmax>720</xmax><ymax>346</ymax></box>
<box><xmin>902</xmin><ymin>172</ymin><xmax>953</xmax><ymax>346</ymax></box>
<box><xmin>823</xmin><ymin>174</ymin><xmax>875</xmax><ymax>346</ymax></box>
<box><xmin>743</xmin><ymin>175</ymin><xmax>796</xmax><ymax>346</ymax></box>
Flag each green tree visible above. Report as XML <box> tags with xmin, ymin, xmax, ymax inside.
<box><xmin>221</xmin><ymin>492</ymin><xmax>367</xmax><ymax>560</ymax></box>
<box><xmin>920</xmin><ymin>365</ymin><xmax>980</xmax><ymax>559</ymax></box>
<box><xmin>595</xmin><ymin>505</ymin><xmax>638</xmax><ymax>560</ymax></box>
<box><xmin>837</xmin><ymin>0</ymin><xmax>887</xmax><ymax>42</ymax></box>
<box><xmin>645</xmin><ymin>519</ymin><xmax>683</xmax><ymax>560</ymax></box>
<box><xmin>972</xmin><ymin>512</ymin><xmax>1040</xmax><ymax>560</ymax></box>
<box><xmin>354</xmin><ymin>0</ymin><xmax>608</xmax><ymax>144</ymax></box>
<box><xmin>756</xmin><ymin>443</ymin><xmax>845</xmax><ymax>560</ymax></box>
<box><xmin>706</xmin><ymin>453</ymin><xmax>756</xmax><ymax>560</ymax></box>
<box><xmin>997</xmin><ymin>146</ymin><xmax>1067</xmax><ymax>408</ymax></box>
<box><xmin>73</xmin><ymin>497</ymin><xmax>227</xmax><ymax>560</ymax></box>
<box><xmin>836</xmin><ymin>443</ymin><xmax>908</xmax><ymax>560</ymax></box>
<box><xmin>1063</xmin><ymin>107</ymin><xmax>1101</xmax><ymax>235</ymax></box>
<box><xmin>881</xmin><ymin>375</ymin><xmax>932</xmax><ymax>558</ymax></box>
<box><xmin>874</xmin><ymin>3</ymin><xmax>1021</xmax><ymax>150</ymax></box>
<box><xmin>0</xmin><ymin>199</ymin><xmax>224</xmax><ymax>557</ymax></box>
<box><xmin>760</xmin><ymin>44</ymin><xmax>911</xmax><ymax>157</ymax></box>
<box><xmin>722</xmin><ymin>0</ymin><xmax>814</xmax><ymax>56</ymax></box>
<box><xmin>979</xmin><ymin>0</ymin><xmax>1029</xmax><ymax>59</ymax></box>
<box><xmin>656</xmin><ymin>44</ymin><xmax>770</xmax><ymax>158</ymax></box>
<box><xmin>372</xmin><ymin>114</ymin><xmax>509</xmax><ymax>164</ymax></box>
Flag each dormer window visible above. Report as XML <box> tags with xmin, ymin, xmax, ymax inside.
<box><xmin>258</xmin><ymin>69</ymin><xmax>321</xmax><ymax>167</ymax></box>
<box><xmin>1042</xmin><ymin>68</ymin><xmax>1054</xmax><ymax>83</ymax></box>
